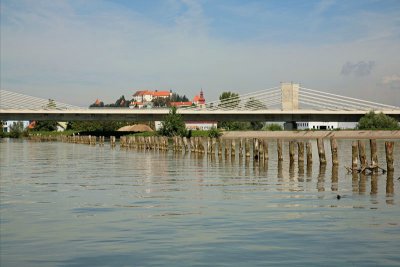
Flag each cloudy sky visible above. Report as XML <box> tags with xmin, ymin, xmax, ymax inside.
<box><xmin>1</xmin><ymin>0</ymin><xmax>399</xmax><ymax>106</ymax></box>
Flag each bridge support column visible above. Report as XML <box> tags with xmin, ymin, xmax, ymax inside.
<box><xmin>281</xmin><ymin>82</ymin><xmax>299</xmax><ymax>111</ymax></box>
<box><xmin>282</xmin><ymin>82</ymin><xmax>299</xmax><ymax>130</ymax></box>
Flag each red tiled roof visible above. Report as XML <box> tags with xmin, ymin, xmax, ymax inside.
<box><xmin>133</xmin><ymin>90</ymin><xmax>170</xmax><ymax>97</ymax></box>
<box><xmin>153</xmin><ymin>91</ymin><xmax>170</xmax><ymax>97</ymax></box>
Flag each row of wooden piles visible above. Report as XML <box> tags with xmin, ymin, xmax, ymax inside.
<box><xmin>38</xmin><ymin>134</ymin><xmax>395</xmax><ymax>172</ymax></box>
<box><xmin>116</xmin><ymin>136</ymin><xmax>395</xmax><ymax>172</ymax></box>
<box><xmin>58</xmin><ymin>135</ymin><xmax>106</xmax><ymax>146</ymax></box>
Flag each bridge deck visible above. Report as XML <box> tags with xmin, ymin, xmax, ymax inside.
<box><xmin>1</xmin><ymin>108</ymin><xmax>399</xmax><ymax>122</ymax></box>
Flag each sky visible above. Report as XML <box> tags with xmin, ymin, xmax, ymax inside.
<box><xmin>1</xmin><ymin>0</ymin><xmax>400</xmax><ymax>107</ymax></box>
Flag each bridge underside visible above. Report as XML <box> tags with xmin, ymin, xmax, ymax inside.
<box><xmin>1</xmin><ymin>110</ymin><xmax>399</xmax><ymax>122</ymax></box>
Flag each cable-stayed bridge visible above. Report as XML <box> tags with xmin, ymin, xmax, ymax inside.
<box><xmin>1</xmin><ymin>83</ymin><xmax>399</xmax><ymax>122</ymax></box>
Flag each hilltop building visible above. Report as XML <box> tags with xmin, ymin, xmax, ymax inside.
<box><xmin>132</xmin><ymin>90</ymin><xmax>171</xmax><ymax>103</ymax></box>
<box><xmin>130</xmin><ymin>90</ymin><xmax>172</xmax><ymax>108</ymax></box>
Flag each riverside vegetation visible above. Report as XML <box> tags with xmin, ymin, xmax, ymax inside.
<box><xmin>1</xmin><ymin>109</ymin><xmax>398</xmax><ymax>139</ymax></box>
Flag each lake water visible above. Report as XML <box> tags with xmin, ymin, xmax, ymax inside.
<box><xmin>1</xmin><ymin>139</ymin><xmax>400</xmax><ymax>266</ymax></box>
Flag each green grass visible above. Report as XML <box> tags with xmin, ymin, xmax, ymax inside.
<box><xmin>28</xmin><ymin>130</ymin><xmax>78</xmax><ymax>136</ymax></box>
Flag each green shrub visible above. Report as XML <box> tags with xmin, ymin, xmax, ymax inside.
<box><xmin>207</xmin><ymin>127</ymin><xmax>222</xmax><ymax>138</ymax></box>
<box><xmin>158</xmin><ymin>106</ymin><xmax>187</xmax><ymax>137</ymax></box>
<box><xmin>357</xmin><ymin>111</ymin><xmax>399</xmax><ymax>130</ymax></box>
<box><xmin>264</xmin><ymin>123</ymin><xmax>283</xmax><ymax>131</ymax></box>
<box><xmin>9</xmin><ymin>122</ymin><xmax>27</xmax><ymax>138</ymax></box>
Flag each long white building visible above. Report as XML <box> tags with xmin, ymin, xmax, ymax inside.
<box><xmin>296</xmin><ymin>121</ymin><xmax>357</xmax><ymax>130</ymax></box>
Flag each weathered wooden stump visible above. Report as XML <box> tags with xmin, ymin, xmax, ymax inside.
<box><xmin>317</xmin><ymin>138</ymin><xmax>326</xmax><ymax>165</ymax></box>
<box><xmin>385</xmin><ymin>141</ymin><xmax>395</xmax><ymax>172</ymax></box>
<box><xmin>330</xmin><ymin>138</ymin><xmax>338</xmax><ymax>166</ymax></box>
<box><xmin>277</xmin><ymin>139</ymin><xmax>283</xmax><ymax>161</ymax></box>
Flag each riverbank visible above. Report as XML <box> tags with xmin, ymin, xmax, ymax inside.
<box><xmin>222</xmin><ymin>130</ymin><xmax>400</xmax><ymax>139</ymax></box>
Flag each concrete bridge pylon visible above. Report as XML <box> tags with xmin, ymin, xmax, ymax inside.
<box><xmin>281</xmin><ymin>82</ymin><xmax>299</xmax><ymax>111</ymax></box>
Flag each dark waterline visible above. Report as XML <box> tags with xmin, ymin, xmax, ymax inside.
<box><xmin>1</xmin><ymin>139</ymin><xmax>400</xmax><ymax>266</ymax></box>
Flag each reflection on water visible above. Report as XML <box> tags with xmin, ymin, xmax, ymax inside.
<box><xmin>1</xmin><ymin>139</ymin><xmax>400</xmax><ymax>267</ymax></box>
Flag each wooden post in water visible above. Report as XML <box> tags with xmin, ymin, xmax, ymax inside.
<box><xmin>189</xmin><ymin>138</ymin><xmax>194</xmax><ymax>153</ymax></box>
<box><xmin>211</xmin><ymin>138</ymin><xmax>217</xmax><ymax>156</ymax></box>
<box><xmin>224</xmin><ymin>139</ymin><xmax>230</xmax><ymax>157</ymax></box>
<box><xmin>298</xmin><ymin>141</ymin><xmax>304</xmax><ymax>166</ymax></box>
<box><xmin>182</xmin><ymin>137</ymin><xmax>188</xmax><ymax>152</ymax></box>
<box><xmin>385</xmin><ymin>141</ymin><xmax>395</xmax><ymax>172</ymax></box>
<box><xmin>370</xmin><ymin>139</ymin><xmax>378</xmax><ymax>172</ymax></box>
<box><xmin>358</xmin><ymin>140</ymin><xmax>367</xmax><ymax>170</ymax></box>
<box><xmin>111</xmin><ymin>136</ymin><xmax>116</xmax><ymax>147</ymax></box>
<box><xmin>386</xmin><ymin>171</ymin><xmax>394</xmax><ymax>197</ymax></box>
<box><xmin>289</xmin><ymin>141</ymin><xmax>295</xmax><ymax>163</ymax></box>
<box><xmin>277</xmin><ymin>139</ymin><xmax>283</xmax><ymax>161</ymax></box>
<box><xmin>218</xmin><ymin>139</ymin><xmax>222</xmax><ymax>156</ymax></box>
<box><xmin>262</xmin><ymin>139</ymin><xmax>269</xmax><ymax>161</ymax></box>
<box><xmin>259</xmin><ymin>139</ymin><xmax>264</xmax><ymax>161</ymax></box>
<box><xmin>330</xmin><ymin>137</ymin><xmax>338</xmax><ymax>166</ymax></box>
<box><xmin>231</xmin><ymin>139</ymin><xmax>236</xmax><ymax>158</ymax></box>
<box><xmin>253</xmin><ymin>138</ymin><xmax>259</xmax><ymax>161</ymax></box>
<box><xmin>245</xmin><ymin>139</ymin><xmax>250</xmax><ymax>158</ymax></box>
<box><xmin>207</xmin><ymin>137</ymin><xmax>211</xmax><ymax>155</ymax></box>
<box><xmin>239</xmin><ymin>138</ymin><xmax>243</xmax><ymax>158</ymax></box>
<box><xmin>352</xmin><ymin>141</ymin><xmax>358</xmax><ymax>170</ymax></box>
<box><xmin>306</xmin><ymin>141</ymin><xmax>312</xmax><ymax>165</ymax></box>
<box><xmin>200</xmin><ymin>137</ymin><xmax>206</xmax><ymax>154</ymax></box>
<box><xmin>317</xmin><ymin>138</ymin><xmax>326</xmax><ymax>165</ymax></box>
<box><xmin>195</xmin><ymin>137</ymin><xmax>200</xmax><ymax>153</ymax></box>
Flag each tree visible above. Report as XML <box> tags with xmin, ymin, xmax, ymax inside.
<box><xmin>158</xmin><ymin>106</ymin><xmax>187</xmax><ymax>137</ymax></box>
<box><xmin>114</xmin><ymin>95</ymin><xmax>130</xmax><ymax>107</ymax></box>
<box><xmin>218</xmin><ymin>91</ymin><xmax>247</xmax><ymax>130</ymax></box>
<box><xmin>67</xmin><ymin>121</ymin><xmax>131</xmax><ymax>132</ymax></box>
<box><xmin>152</xmin><ymin>97</ymin><xmax>170</xmax><ymax>108</ymax></box>
<box><xmin>218</xmin><ymin>121</ymin><xmax>250</xmax><ymax>131</ymax></box>
<box><xmin>250</xmin><ymin>121</ymin><xmax>264</xmax><ymax>130</ymax></box>
<box><xmin>357</xmin><ymin>111</ymin><xmax>399</xmax><ymax>130</ymax></box>
<box><xmin>264</xmin><ymin>123</ymin><xmax>283</xmax><ymax>131</ymax></box>
<box><xmin>170</xmin><ymin>93</ymin><xmax>189</xmax><ymax>102</ymax></box>
<box><xmin>47</xmin><ymin>99</ymin><xmax>56</xmax><ymax>109</ymax></box>
<box><xmin>34</xmin><ymin>121</ymin><xmax>58</xmax><ymax>131</ymax></box>
<box><xmin>244</xmin><ymin>97</ymin><xmax>267</xmax><ymax>110</ymax></box>
<box><xmin>207</xmin><ymin>127</ymin><xmax>222</xmax><ymax>138</ymax></box>
<box><xmin>244</xmin><ymin>97</ymin><xmax>266</xmax><ymax>130</ymax></box>
<box><xmin>219</xmin><ymin>91</ymin><xmax>240</xmax><ymax>109</ymax></box>
<box><xmin>9</xmin><ymin>121</ymin><xmax>26</xmax><ymax>138</ymax></box>
<box><xmin>90</xmin><ymin>100</ymin><xmax>104</xmax><ymax>108</ymax></box>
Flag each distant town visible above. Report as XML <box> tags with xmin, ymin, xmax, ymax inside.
<box><xmin>90</xmin><ymin>89</ymin><xmax>206</xmax><ymax>109</ymax></box>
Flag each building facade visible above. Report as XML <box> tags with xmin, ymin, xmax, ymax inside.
<box><xmin>296</xmin><ymin>121</ymin><xmax>357</xmax><ymax>130</ymax></box>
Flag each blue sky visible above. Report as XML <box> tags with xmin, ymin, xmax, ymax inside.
<box><xmin>1</xmin><ymin>0</ymin><xmax>399</xmax><ymax>106</ymax></box>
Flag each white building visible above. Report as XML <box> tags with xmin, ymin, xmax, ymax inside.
<box><xmin>131</xmin><ymin>90</ymin><xmax>172</xmax><ymax>106</ymax></box>
<box><xmin>155</xmin><ymin>121</ymin><xmax>217</xmax><ymax>131</ymax></box>
<box><xmin>2</xmin><ymin>121</ymin><xmax>30</xmax><ymax>133</ymax></box>
<box><xmin>296</xmin><ymin>121</ymin><xmax>357</xmax><ymax>130</ymax></box>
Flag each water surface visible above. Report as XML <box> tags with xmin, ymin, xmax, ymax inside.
<box><xmin>1</xmin><ymin>139</ymin><xmax>399</xmax><ymax>266</ymax></box>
